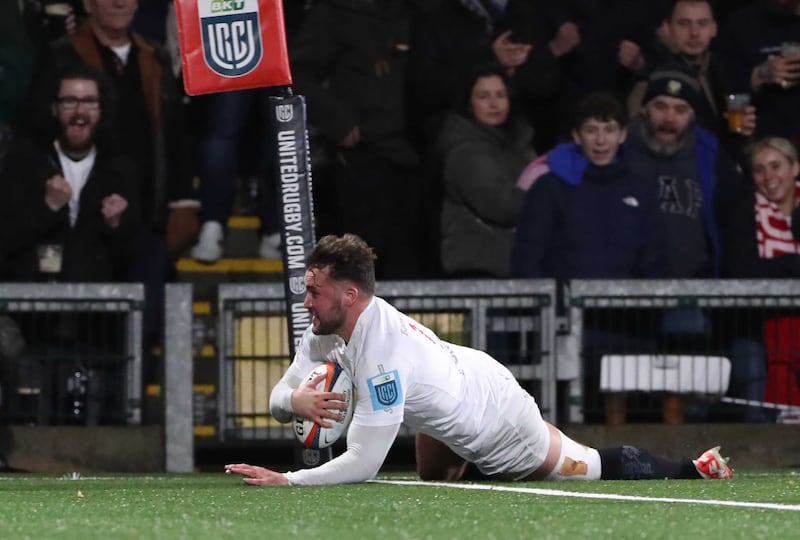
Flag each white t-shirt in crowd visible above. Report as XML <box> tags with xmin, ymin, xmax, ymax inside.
<box><xmin>54</xmin><ymin>140</ymin><xmax>96</xmax><ymax>226</ymax></box>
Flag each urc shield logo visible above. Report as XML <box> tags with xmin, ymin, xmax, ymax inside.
<box><xmin>275</xmin><ymin>104</ymin><xmax>294</xmax><ymax>123</ymax></box>
<box><xmin>200</xmin><ymin>0</ymin><xmax>263</xmax><ymax>77</ymax></box>
<box><xmin>375</xmin><ymin>379</ymin><xmax>397</xmax><ymax>406</ymax></box>
<box><xmin>367</xmin><ymin>370</ymin><xmax>402</xmax><ymax>409</ymax></box>
<box><xmin>175</xmin><ymin>0</ymin><xmax>291</xmax><ymax>94</ymax></box>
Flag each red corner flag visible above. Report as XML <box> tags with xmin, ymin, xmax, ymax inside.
<box><xmin>174</xmin><ymin>0</ymin><xmax>292</xmax><ymax>95</ymax></box>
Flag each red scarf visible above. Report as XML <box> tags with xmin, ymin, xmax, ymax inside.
<box><xmin>755</xmin><ymin>182</ymin><xmax>800</xmax><ymax>258</ymax></box>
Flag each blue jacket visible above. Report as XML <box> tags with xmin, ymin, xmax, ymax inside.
<box><xmin>511</xmin><ymin>142</ymin><xmax>666</xmax><ymax>278</ymax></box>
<box><xmin>625</xmin><ymin>120</ymin><xmax>743</xmax><ymax>277</ymax></box>
<box><xmin>693</xmin><ymin>126</ymin><xmax>724</xmax><ymax>276</ymax></box>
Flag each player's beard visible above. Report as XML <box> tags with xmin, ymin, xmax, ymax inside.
<box><xmin>311</xmin><ymin>299</ymin><xmax>347</xmax><ymax>336</ymax></box>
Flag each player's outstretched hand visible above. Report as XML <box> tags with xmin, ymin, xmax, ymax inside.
<box><xmin>225</xmin><ymin>463</ymin><xmax>289</xmax><ymax>486</ymax></box>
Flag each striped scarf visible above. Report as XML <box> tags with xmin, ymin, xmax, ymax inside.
<box><xmin>755</xmin><ymin>182</ymin><xmax>800</xmax><ymax>258</ymax></box>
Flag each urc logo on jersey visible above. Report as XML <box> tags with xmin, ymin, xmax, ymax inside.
<box><xmin>200</xmin><ymin>0</ymin><xmax>263</xmax><ymax>77</ymax></box>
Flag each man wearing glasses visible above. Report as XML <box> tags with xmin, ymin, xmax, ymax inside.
<box><xmin>0</xmin><ymin>65</ymin><xmax>139</xmax><ymax>283</ymax></box>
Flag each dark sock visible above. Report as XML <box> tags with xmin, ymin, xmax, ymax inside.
<box><xmin>599</xmin><ymin>446</ymin><xmax>701</xmax><ymax>480</ymax></box>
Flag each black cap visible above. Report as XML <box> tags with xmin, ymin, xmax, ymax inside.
<box><xmin>642</xmin><ymin>66</ymin><xmax>701</xmax><ymax>111</ymax></box>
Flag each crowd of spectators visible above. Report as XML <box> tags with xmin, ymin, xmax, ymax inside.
<box><xmin>1</xmin><ymin>0</ymin><xmax>800</xmax><ymax>424</ymax></box>
<box><xmin>3</xmin><ymin>0</ymin><xmax>800</xmax><ymax>279</ymax></box>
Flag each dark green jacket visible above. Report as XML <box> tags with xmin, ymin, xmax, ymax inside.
<box><xmin>438</xmin><ymin>113</ymin><xmax>534</xmax><ymax>277</ymax></box>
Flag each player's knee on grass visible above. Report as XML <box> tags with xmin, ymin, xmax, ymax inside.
<box><xmin>417</xmin><ymin>461</ymin><xmax>469</xmax><ymax>481</ymax></box>
<box><xmin>415</xmin><ymin>432</ymin><xmax>468</xmax><ymax>481</ymax></box>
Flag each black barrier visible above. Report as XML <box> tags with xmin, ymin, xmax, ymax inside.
<box><xmin>268</xmin><ymin>93</ymin><xmax>332</xmax><ymax>466</ymax></box>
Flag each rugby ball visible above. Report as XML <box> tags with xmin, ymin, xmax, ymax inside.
<box><xmin>293</xmin><ymin>363</ymin><xmax>354</xmax><ymax>449</ymax></box>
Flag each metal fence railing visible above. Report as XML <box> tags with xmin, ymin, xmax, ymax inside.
<box><xmin>10</xmin><ymin>279</ymin><xmax>798</xmax><ymax>465</ymax></box>
<box><xmin>217</xmin><ymin>280</ymin><xmax>557</xmax><ymax>442</ymax></box>
<box><xmin>0</xmin><ymin>283</ymin><xmax>144</xmax><ymax>425</ymax></box>
<box><xmin>568</xmin><ymin>280</ymin><xmax>800</xmax><ymax>425</ymax></box>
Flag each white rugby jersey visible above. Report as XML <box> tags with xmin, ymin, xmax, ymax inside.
<box><xmin>276</xmin><ymin>296</ymin><xmax>550</xmax><ymax>481</ymax></box>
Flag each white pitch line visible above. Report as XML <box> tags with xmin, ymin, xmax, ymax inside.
<box><xmin>371</xmin><ymin>479</ymin><xmax>800</xmax><ymax>512</ymax></box>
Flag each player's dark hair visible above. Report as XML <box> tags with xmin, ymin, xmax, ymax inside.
<box><xmin>571</xmin><ymin>92</ymin><xmax>627</xmax><ymax>131</ymax></box>
<box><xmin>307</xmin><ymin>234</ymin><xmax>377</xmax><ymax>295</ymax></box>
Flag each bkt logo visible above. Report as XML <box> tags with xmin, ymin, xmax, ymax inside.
<box><xmin>200</xmin><ymin>0</ymin><xmax>262</xmax><ymax>77</ymax></box>
<box><xmin>211</xmin><ymin>0</ymin><xmax>246</xmax><ymax>13</ymax></box>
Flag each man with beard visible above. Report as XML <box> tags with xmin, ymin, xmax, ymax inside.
<box><xmin>626</xmin><ymin>66</ymin><xmax>744</xmax><ymax>278</ymax></box>
<box><xmin>0</xmin><ymin>65</ymin><xmax>139</xmax><ymax>282</ymax></box>
<box><xmin>626</xmin><ymin>66</ymin><xmax>760</xmax><ymax>423</ymax></box>
<box><xmin>37</xmin><ymin>0</ymin><xmax>196</xmax><ymax>260</ymax></box>
<box><xmin>225</xmin><ymin>233</ymin><xmax>734</xmax><ymax>485</ymax></box>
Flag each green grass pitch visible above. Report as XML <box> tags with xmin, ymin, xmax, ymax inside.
<box><xmin>0</xmin><ymin>471</ymin><xmax>798</xmax><ymax>539</ymax></box>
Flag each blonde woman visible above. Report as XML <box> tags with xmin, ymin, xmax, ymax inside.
<box><xmin>722</xmin><ymin>137</ymin><xmax>800</xmax><ymax>277</ymax></box>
